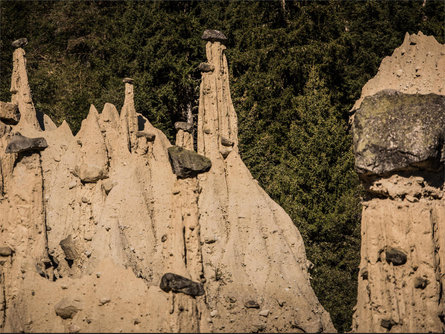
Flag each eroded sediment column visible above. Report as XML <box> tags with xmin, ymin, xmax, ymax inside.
<box><xmin>196</xmin><ymin>29</ymin><xmax>335</xmax><ymax>333</ymax></box>
<box><xmin>352</xmin><ymin>32</ymin><xmax>445</xmax><ymax>333</ymax></box>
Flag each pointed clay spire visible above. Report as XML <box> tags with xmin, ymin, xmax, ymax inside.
<box><xmin>101</xmin><ymin>102</ymin><xmax>120</xmax><ymax>128</ymax></box>
<box><xmin>197</xmin><ymin>30</ymin><xmax>238</xmax><ymax>159</ymax></box>
<box><xmin>120</xmin><ymin>78</ymin><xmax>138</xmax><ymax>152</ymax></box>
<box><xmin>74</xmin><ymin>104</ymin><xmax>109</xmax><ymax>182</ymax></box>
<box><xmin>10</xmin><ymin>38</ymin><xmax>40</xmax><ymax>130</ymax></box>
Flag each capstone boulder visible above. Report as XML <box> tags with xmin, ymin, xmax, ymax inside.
<box><xmin>353</xmin><ymin>90</ymin><xmax>445</xmax><ymax>176</ymax></box>
<box><xmin>201</xmin><ymin>29</ymin><xmax>227</xmax><ymax>43</ymax></box>
<box><xmin>167</xmin><ymin>146</ymin><xmax>211</xmax><ymax>178</ymax></box>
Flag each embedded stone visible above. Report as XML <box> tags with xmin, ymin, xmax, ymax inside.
<box><xmin>160</xmin><ymin>273</ymin><xmax>205</xmax><ymax>297</ymax></box>
<box><xmin>11</xmin><ymin>38</ymin><xmax>28</xmax><ymax>48</ymax></box>
<box><xmin>381</xmin><ymin>318</ymin><xmax>396</xmax><ymax>330</ymax></box>
<box><xmin>245</xmin><ymin>300</ymin><xmax>260</xmax><ymax>309</ymax></box>
<box><xmin>101</xmin><ymin>179</ymin><xmax>114</xmax><ymax>194</ymax></box>
<box><xmin>221</xmin><ymin>136</ymin><xmax>234</xmax><ymax>147</ymax></box>
<box><xmin>220</xmin><ymin>146</ymin><xmax>232</xmax><ymax>159</ymax></box>
<box><xmin>202</xmin><ymin>29</ymin><xmax>227</xmax><ymax>43</ymax></box>
<box><xmin>167</xmin><ymin>146</ymin><xmax>211</xmax><ymax>179</ymax></box>
<box><xmin>54</xmin><ymin>298</ymin><xmax>81</xmax><ymax>319</ymax></box>
<box><xmin>99</xmin><ymin>297</ymin><xmax>111</xmax><ymax>306</ymax></box>
<box><xmin>385</xmin><ymin>247</ymin><xmax>407</xmax><ymax>266</ymax></box>
<box><xmin>360</xmin><ymin>268</ymin><xmax>368</xmax><ymax>280</ymax></box>
<box><xmin>0</xmin><ymin>101</ymin><xmax>20</xmax><ymax>124</ymax></box>
<box><xmin>5</xmin><ymin>133</ymin><xmax>48</xmax><ymax>154</ymax></box>
<box><xmin>259</xmin><ymin>309</ymin><xmax>270</xmax><ymax>317</ymax></box>
<box><xmin>0</xmin><ymin>246</ymin><xmax>13</xmax><ymax>256</ymax></box>
<box><xmin>59</xmin><ymin>235</ymin><xmax>78</xmax><ymax>261</ymax></box>
<box><xmin>136</xmin><ymin>131</ymin><xmax>156</xmax><ymax>141</ymax></box>
<box><xmin>414</xmin><ymin>277</ymin><xmax>429</xmax><ymax>289</ymax></box>
<box><xmin>73</xmin><ymin>163</ymin><xmax>108</xmax><ymax>183</ymax></box>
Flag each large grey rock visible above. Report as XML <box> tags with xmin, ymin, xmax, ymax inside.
<box><xmin>167</xmin><ymin>146</ymin><xmax>211</xmax><ymax>178</ymax></box>
<box><xmin>11</xmin><ymin>38</ymin><xmax>28</xmax><ymax>48</ymax></box>
<box><xmin>353</xmin><ymin>90</ymin><xmax>445</xmax><ymax>176</ymax></box>
<box><xmin>0</xmin><ymin>101</ymin><xmax>20</xmax><ymax>124</ymax></box>
<box><xmin>54</xmin><ymin>298</ymin><xmax>81</xmax><ymax>319</ymax></box>
<box><xmin>201</xmin><ymin>29</ymin><xmax>227</xmax><ymax>43</ymax></box>
<box><xmin>5</xmin><ymin>133</ymin><xmax>48</xmax><ymax>154</ymax></box>
<box><xmin>160</xmin><ymin>273</ymin><xmax>205</xmax><ymax>297</ymax></box>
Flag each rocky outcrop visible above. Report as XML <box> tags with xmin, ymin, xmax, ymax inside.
<box><xmin>352</xmin><ymin>32</ymin><xmax>445</xmax><ymax>333</ymax></box>
<box><xmin>0</xmin><ymin>32</ymin><xmax>334</xmax><ymax>333</ymax></box>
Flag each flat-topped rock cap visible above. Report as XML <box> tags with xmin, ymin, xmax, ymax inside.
<box><xmin>202</xmin><ymin>29</ymin><xmax>227</xmax><ymax>43</ymax></box>
<box><xmin>11</xmin><ymin>38</ymin><xmax>28</xmax><ymax>48</ymax></box>
<box><xmin>122</xmin><ymin>77</ymin><xmax>134</xmax><ymax>84</ymax></box>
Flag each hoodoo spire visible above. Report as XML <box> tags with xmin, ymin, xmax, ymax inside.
<box><xmin>197</xmin><ymin>29</ymin><xmax>238</xmax><ymax>160</ymax></box>
<box><xmin>10</xmin><ymin>38</ymin><xmax>40</xmax><ymax>130</ymax></box>
<box><xmin>120</xmin><ymin>77</ymin><xmax>138</xmax><ymax>151</ymax></box>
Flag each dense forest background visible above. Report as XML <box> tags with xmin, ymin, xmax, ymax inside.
<box><xmin>1</xmin><ymin>0</ymin><xmax>444</xmax><ymax>331</ymax></box>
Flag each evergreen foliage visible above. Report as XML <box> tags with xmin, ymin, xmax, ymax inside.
<box><xmin>1</xmin><ymin>1</ymin><xmax>443</xmax><ymax>331</ymax></box>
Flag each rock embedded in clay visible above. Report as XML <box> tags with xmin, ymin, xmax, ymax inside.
<box><xmin>54</xmin><ymin>298</ymin><xmax>81</xmax><ymax>319</ymax></box>
<box><xmin>414</xmin><ymin>277</ymin><xmax>429</xmax><ymax>289</ymax></box>
<box><xmin>0</xmin><ymin>246</ymin><xmax>13</xmax><ymax>256</ymax></box>
<box><xmin>59</xmin><ymin>235</ymin><xmax>78</xmax><ymax>261</ymax></box>
<box><xmin>160</xmin><ymin>273</ymin><xmax>205</xmax><ymax>297</ymax></box>
<box><xmin>135</xmin><ymin>131</ymin><xmax>156</xmax><ymax>141</ymax></box>
<box><xmin>380</xmin><ymin>318</ymin><xmax>396</xmax><ymax>330</ymax></box>
<box><xmin>385</xmin><ymin>247</ymin><xmax>407</xmax><ymax>266</ymax></box>
<box><xmin>244</xmin><ymin>300</ymin><xmax>260</xmax><ymax>309</ymax></box>
<box><xmin>72</xmin><ymin>163</ymin><xmax>108</xmax><ymax>183</ymax></box>
<box><xmin>5</xmin><ymin>133</ymin><xmax>48</xmax><ymax>153</ymax></box>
